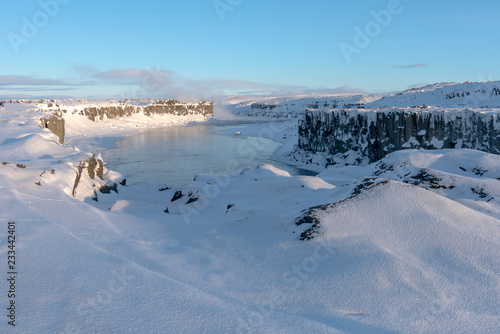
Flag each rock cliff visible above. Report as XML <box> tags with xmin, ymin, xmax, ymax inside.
<box><xmin>298</xmin><ymin>108</ymin><xmax>500</xmax><ymax>164</ymax></box>
<box><xmin>80</xmin><ymin>100</ymin><xmax>213</xmax><ymax>121</ymax></box>
<box><xmin>71</xmin><ymin>154</ymin><xmax>104</xmax><ymax>197</ymax></box>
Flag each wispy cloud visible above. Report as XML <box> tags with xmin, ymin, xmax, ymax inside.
<box><xmin>92</xmin><ymin>67</ymin><xmax>316</xmax><ymax>100</ymax></box>
<box><xmin>0</xmin><ymin>75</ymin><xmax>68</xmax><ymax>86</ymax></box>
<box><xmin>72</xmin><ymin>64</ymin><xmax>100</xmax><ymax>78</ymax></box>
<box><xmin>393</xmin><ymin>64</ymin><xmax>427</xmax><ymax>69</ymax></box>
<box><xmin>0</xmin><ymin>87</ymin><xmax>74</xmax><ymax>92</ymax></box>
<box><xmin>94</xmin><ymin>68</ymin><xmax>166</xmax><ymax>81</ymax></box>
<box><xmin>0</xmin><ymin>74</ymin><xmax>94</xmax><ymax>99</ymax></box>
<box><xmin>0</xmin><ymin>67</ymin><xmax>363</xmax><ymax>100</ymax></box>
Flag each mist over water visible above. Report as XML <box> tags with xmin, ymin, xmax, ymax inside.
<box><xmin>101</xmin><ymin>122</ymin><xmax>314</xmax><ymax>188</ymax></box>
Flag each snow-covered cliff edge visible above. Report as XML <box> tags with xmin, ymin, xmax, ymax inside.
<box><xmin>79</xmin><ymin>99</ymin><xmax>213</xmax><ymax>121</ymax></box>
<box><xmin>34</xmin><ymin>99</ymin><xmax>213</xmax><ymax>147</ymax></box>
<box><xmin>226</xmin><ymin>93</ymin><xmax>381</xmax><ymax>118</ymax></box>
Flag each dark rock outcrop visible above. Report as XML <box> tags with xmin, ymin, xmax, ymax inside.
<box><xmin>1</xmin><ymin>161</ymin><xmax>27</xmax><ymax>169</ymax></box>
<box><xmin>72</xmin><ymin>154</ymin><xmax>104</xmax><ymax>197</ymax></box>
<box><xmin>41</xmin><ymin>115</ymin><xmax>65</xmax><ymax>144</ymax></box>
<box><xmin>298</xmin><ymin>109</ymin><xmax>500</xmax><ymax>164</ymax></box>
<box><xmin>186</xmin><ymin>196</ymin><xmax>199</xmax><ymax>204</ymax></box>
<box><xmin>171</xmin><ymin>190</ymin><xmax>183</xmax><ymax>202</ymax></box>
<box><xmin>99</xmin><ymin>183</ymin><xmax>118</xmax><ymax>194</ymax></box>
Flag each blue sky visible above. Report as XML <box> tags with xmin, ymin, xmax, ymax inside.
<box><xmin>1</xmin><ymin>0</ymin><xmax>499</xmax><ymax>99</ymax></box>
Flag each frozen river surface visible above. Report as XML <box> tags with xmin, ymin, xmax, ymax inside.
<box><xmin>101</xmin><ymin>121</ymin><xmax>315</xmax><ymax>187</ymax></box>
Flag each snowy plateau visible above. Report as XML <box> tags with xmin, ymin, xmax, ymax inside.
<box><xmin>1</xmin><ymin>81</ymin><xmax>500</xmax><ymax>333</ymax></box>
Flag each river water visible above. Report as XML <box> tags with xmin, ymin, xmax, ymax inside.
<box><xmin>100</xmin><ymin>121</ymin><xmax>315</xmax><ymax>188</ymax></box>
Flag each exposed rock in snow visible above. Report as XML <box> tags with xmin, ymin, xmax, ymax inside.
<box><xmin>40</xmin><ymin>114</ymin><xmax>65</xmax><ymax>144</ymax></box>
<box><xmin>71</xmin><ymin>153</ymin><xmax>106</xmax><ymax>198</ymax></box>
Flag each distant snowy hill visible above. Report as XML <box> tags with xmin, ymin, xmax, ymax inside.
<box><xmin>221</xmin><ymin>81</ymin><xmax>500</xmax><ymax>119</ymax></box>
<box><xmin>366</xmin><ymin>81</ymin><xmax>500</xmax><ymax>108</ymax></box>
<box><xmin>224</xmin><ymin>93</ymin><xmax>383</xmax><ymax>118</ymax></box>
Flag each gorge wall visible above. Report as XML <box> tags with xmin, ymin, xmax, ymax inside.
<box><xmin>39</xmin><ymin>100</ymin><xmax>213</xmax><ymax>143</ymax></box>
<box><xmin>298</xmin><ymin>109</ymin><xmax>500</xmax><ymax>164</ymax></box>
<box><xmin>79</xmin><ymin>100</ymin><xmax>213</xmax><ymax>121</ymax></box>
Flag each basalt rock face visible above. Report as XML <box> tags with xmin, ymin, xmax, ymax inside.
<box><xmin>298</xmin><ymin>109</ymin><xmax>500</xmax><ymax>164</ymax></box>
<box><xmin>72</xmin><ymin>154</ymin><xmax>104</xmax><ymax>197</ymax></box>
<box><xmin>144</xmin><ymin>100</ymin><xmax>213</xmax><ymax>117</ymax></box>
<box><xmin>80</xmin><ymin>100</ymin><xmax>213</xmax><ymax>121</ymax></box>
<box><xmin>86</xmin><ymin>154</ymin><xmax>104</xmax><ymax>180</ymax></box>
<box><xmin>82</xmin><ymin>105</ymin><xmax>139</xmax><ymax>121</ymax></box>
<box><xmin>40</xmin><ymin>115</ymin><xmax>65</xmax><ymax>144</ymax></box>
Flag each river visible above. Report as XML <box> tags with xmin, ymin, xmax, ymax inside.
<box><xmin>100</xmin><ymin>121</ymin><xmax>315</xmax><ymax>188</ymax></box>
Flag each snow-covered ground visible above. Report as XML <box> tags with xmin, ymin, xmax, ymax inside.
<box><xmin>1</xmin><ymin>87</ymin><xmax>500</xmax><ymax>333</ymax></box>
